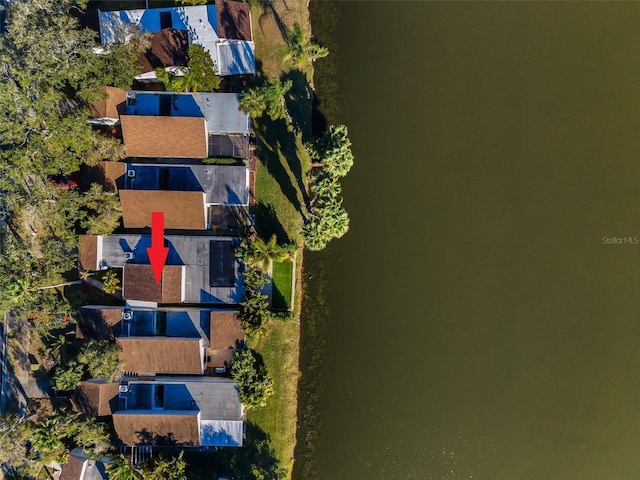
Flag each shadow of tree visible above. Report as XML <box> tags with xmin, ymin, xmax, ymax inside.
<box><xmin>253</xmin><ymin>201</ymin><xmax>290</xmax><ymax>245</ymax></box>
<box><xmin>257</xmin><ymin>0</ymin><xmax>289</xmax><ymax>43</ymax></box>
<box><xmin>282</xmin><ymin>69</ymin><xmax>314</xmax><ymax>144</ymax></box>
<box><xmin>253</xmin><ymin>116</ymin><xmax>306</xmax><ymax>214</ymax></box>
<box><xmin>184</xmin><ymin>422</ymin><xmax>285</xmax><ymax>480</ymax></box>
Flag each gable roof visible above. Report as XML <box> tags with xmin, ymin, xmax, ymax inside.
<box><xmin>117</xmin><ymin>337</ymin><xmax>203</xmax><ymax>374</ymax></box>
<box><xmin>215</xmin><ymin>0</ymin><xmax>252</xmax><ymax>41</ymax></box>
<box><xmin>79</xmin><ymin>161</ymin><xmax>126</xmax><ymax>193</ymax></box>
<box><xmin>120</xmin><ymin>115</ymin><xmax>207</xmax><ymax>158</ymax></box>
<box><xmin>89</xmin><ymin>86</ymin><xmax>127</xmax><ymax>120</ymax></box>
<box><xmin>79</xmin><ymin>234</ymin><xmax>244</xmax><ymax>304</ymax></box>
<box><xmin>77</xmin><ymin>307</ymin><xmax>123</xmax><ymax>340</ymax></box>
<box><xmin>209</xmin><ymin>311</ymin><xmax>243</xmax><ymax>368</ymax></box>
<box><xmin>98</xmin><ymin>5</ymin><xmax>255</xmax><ymax>76</ymax></box>
<box><xmin>60</xmin><ymin>453</ymin><xmax>84</xmax><ymax>480</ymax></box>
<box><xmin>122</xmin><ymin>164</ymin><xmax>250</xmax><ymax>206</ymax></box>
<box><xmin>73</xmin><ymin>380</ymin><xmax>120</xmax><ymax>417</ymax></box>
<box><xmin>119</xmin><ymin>190</ymin><xmax>206</xmax><ymax>229</ymax></box>
<box><xmin>78</xmin><ymin>235</ymin><xmax>99</xmax><ymax>271</ymax></box>
<box><xmin>139</xmin><ymin>28</ymin><xmax>189</xmax><ymax>73</ymax></box>
<box><xmin>112</xmin><ymin>411</ymin><xmax>200</xmax><ymax>446</ymax></box>
<box><xmin>123</xmin><ymin>264</ymin><xmax>184</xmax><ymax>303</ymax></box>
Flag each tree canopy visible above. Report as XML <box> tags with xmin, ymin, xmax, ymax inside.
<box><xmin>231</xmin><ymin>348</ymin><xmax>274</xmax><ymax>409</ymax></box>
<box><xmin>239</xmin><ymin>80</ymin><xmax>293</xmax><ymax>120</ymax></box>
<box><xmin>156</xmin><ymin>44</ymin><xmax>221</xmax><ymax>93</ymax></box>
<box><xmin>304</xmin><ymin>125</ymin><xmax>354</xmax><ymax>250</ymax></box>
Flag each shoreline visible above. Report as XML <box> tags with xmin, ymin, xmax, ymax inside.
<box><xmin>245</xmin><ymin>0</ymin><xmax>315</xmax><ymax>477</ymax></box>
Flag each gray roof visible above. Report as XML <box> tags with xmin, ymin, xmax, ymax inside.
<box><xmin>124</xmin><ymin>163</ymin><xmax>249</xmax><ymax>206</ymax></box>
<box><xmin>91</xmin><ymin>234</ymin><xmax>244</xmax><ymax>304</ymax></box>
<box><xmin>123</xmin><ymin>376</ymin><xmax>244</xmax><ymax>447</ymax></box>
<box><xmin>194</xmin><ymin>93</ymin><xmax>250</xmax><ymax>134</ymax></box>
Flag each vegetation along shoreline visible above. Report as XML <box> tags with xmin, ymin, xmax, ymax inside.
<box><xmin>0</xmin><ymin>0</ymin><xmax>352</xmax><ymax>479</ymax></box>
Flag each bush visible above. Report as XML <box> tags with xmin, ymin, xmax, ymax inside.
<box><xmin>231</xmin><ymin>348</ymin><xmax>274</xmax><ymax>409</ymax></box>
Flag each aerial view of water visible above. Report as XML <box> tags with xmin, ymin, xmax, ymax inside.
<box><xmin>297</xmin><ymin>2</ymin><xmax>640</xmax><ymax>479</ymax></box>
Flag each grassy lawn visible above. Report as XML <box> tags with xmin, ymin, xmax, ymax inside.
<box><xmin>247</xmin><ymin>1</ymin><xmax>316</xmax><ymax>478</ymax></box>
<box><xmin>247</xmin><ymin>318</ymin><xmax>300</xmax><ymax>478</ymax></box>
<box><xmin>272</xmin><ymin>258</ymin><xmax>294</xmax><ymax>310</ymax></box>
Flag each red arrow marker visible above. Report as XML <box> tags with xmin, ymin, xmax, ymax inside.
<box><xmin>147</xmin><ymin>212</ymin><xmax>169</xmax><ymax>284</ymax></box>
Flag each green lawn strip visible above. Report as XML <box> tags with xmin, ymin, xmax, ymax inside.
<box><xmin>272</xmin><ymin>259</ymin><xmax>293</xmax><ymax>310</ymax></box>
<box><xmin>247</xmin><ymin>319</ymin><xmax>300</xmax><ymax>478</ymax></box>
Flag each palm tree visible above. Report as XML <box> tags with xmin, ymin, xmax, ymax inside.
<box><xmin>106</xmin><ymin>455</ymin><xmax>142</xmax><ymax>480</ymax></box>
<box><xmin>285</xmin><ymin>22</ymin><xmax>329</xmax><ymax>66</ymax></box>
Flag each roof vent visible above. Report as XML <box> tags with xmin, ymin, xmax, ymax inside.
<box><xmin>127</xmin><ymin>169</ymin><xmax>136</xmax><ymax>178</ymax></box>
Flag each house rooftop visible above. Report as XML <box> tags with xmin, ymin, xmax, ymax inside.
<box><xmin>208</xmin><ymin>311</ymin><xmax>244</xmax><ymax>369</ymax></box>
<box><xmin>72</xmin><ymin>380</ymin><xmax>120</xmax><ymax>417</ymax></box>
<box><xmin>138</xmin><ymin>28</ymin><xmax>189</xmax><ymax>74</ymax></box>
<box><xmin>124</xmin><ymin>92</ymin><xmax>249</xmax><ymax>134</ymax></box>
<box><xmin>123</xmin><ymin>163</ymin><xmax>250</xmax><ymax>205</ymax></box>
<box><xmin>215</xmin><ymin>0</ymin><xmax>252</xmax><ymax>41</ymax></box>
<box><xmin>89</xmin><ymin>86</ymin><xmax>127</xmax><ymax>121</ymax></box>
<box><xmin>113</xmin><ymin>377</ymin><xmax>243</xmax><ymax>447</ymax></box>
<box><xmin>123</xmin><ymin>264</ymin><xmax>184</xmax><ymax>303</ymax></box>
<box><xmin>98</xmin><ymin>4</ymin><xmax>255</xmax><ymax>76</ymax></box>
<box><xmin>77</xmin><ymin>307</ymin><xmax>123</xmax><ymax>340</ymax></box>
<box><xmin>60</xmin><ymin>449</ymin><xmax>111</xmax><ymax>480</ymax></box>
<box><xmin>120</xmin><ymin>114</ymin><xmax>207</xmax><ymax>158</ymax></box>
<box><xmin>112</xmin><ymin>411</ymin><xmax>200</xmax><ymax>446</ymax></box>
<box><xmin>117</xmin><ymin>337</ymin><xmax>204</xmax><ymax>375</ymax></box>
<box><xmin>79</xmin><ymin>161</ymin><xmax>127</xmax><ymax>193</ymax></box>
<box><xmin>79</xmin><ymin>234</ymin><xmax>244</xmax><ymax>305</ymax></box>
<box><xmin>119</xmin><ymin>190</ymin><xmax>207</xmax><ymax>229</ymax></box>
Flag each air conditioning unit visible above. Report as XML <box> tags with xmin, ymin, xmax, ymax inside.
<box><xmin>127</xmin><ymin>169</ymin><xmax>136</xmax><ymax>178</ymax></box>
<box><xmin>119</xmin><ymin>384</ymin><xmax>130</xmax><ymax>393</ymax></box>
<box><xmin>122</xmin><ymin>311</ymin><xmax>133</xmax><ymax>321</ymax></box>
<box><xmin>126</xmin><ymin>91</ymin><xmax>137</xmax><ymax>105</ymax></box>
<box><xmin>124</xmin><ymin>251</ymin><xmax>135</xmax><ymax>261</ymax></box>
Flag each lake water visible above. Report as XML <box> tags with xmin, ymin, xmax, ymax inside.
<box><xmin>296</xmin><ymin>2</ymin><xmax>640</xmax><ymax>479</ymax></box>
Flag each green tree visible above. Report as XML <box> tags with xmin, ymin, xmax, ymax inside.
<box><xmin>141</xmin><ymin>452</ymin><xmax>188</xmax><ymax>480</ymax></box>
<box><xmin>77</xmin><ymin>340</ymin><xmax>122</xmax><ymax>381</ymax></box>
<box><xmin>82</xmin><ymin>183</ymin><xmax>122</xmax><ymax>235</ymax></box>
<box><xmin>238</xmin><ymin>267</ymin><xmax>271</xmax><ymax>334</ymax></box>
<box><xmin>0</xmin><ymin>415</ymin><xmax>32</xmax><ymax>472</ymax></box>
<box><xmin>239</xmin><ymin>80</ymin><xmax>293</xmax><ymax>120</ymax></box>
<box><xmin>156</xmin><ymin>44</ymin><xmax>220</xmax><ymax>93</ymax></box>
<box><xmin>285</xmin><ymin>22</ymin><xmax>329</xmax><ymax>66</ymax></box>
<box><xmin>237</xmin><ymin>234</ymin><xmax>295</xmax><ymax>273</ymax></box>
<box><xmin>101</xmin><ymin>269</ymin><xmax>121</xmax><ymax>295</ymax></box>
<box><xmin>31</xmin><ymin>411</ymin><xmax>78</xmax><ymax>463</ymax></box>
<box><xmin>52</xmin><ymin>361</ymin><xmax>83</xmax><ymax>391</ymax></box>
<box><xmin>303</xmin><ymin>198</ymin><xmax>350</xmax><ymax>252</ymax></box>
<box><xmin>308</xmin><ymin>124</ymin><xmax>354</xmax><ymax>177</ymax></box>
<box><xmin>107</xmin><ymin>455</ymin><xmax>143</xmax><ymax>480</ymax></box>
<box><xmin>74</xmin><ymin>418</ymin><xmax>111</xmax><ymax>457</ymax></box>
<box><xmin>231</xmin><ymin>348</ymin><xmax>274</xmax><ymax>409</ymax></box>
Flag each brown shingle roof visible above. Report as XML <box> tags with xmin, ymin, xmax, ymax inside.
<box><xmin>78</xmin><ymin>235</ymin><xmax>98</xmax><ymax>271</ymax></box>
<box><xmin>60</xmin><ymin>454</ymin><xmax>84</xmax><ymax>480</ymax></box>
<box><xmin>119</xmin><ymin>190</ymin><xmax>206</xmax><ymax>230</ymax></box>
<box><xmin>120</xmin><ymin>115</ymin><xmax>207</xmax><ymax>158</ymax></box>
<box><xmin>216</xmin><ymin>0</ymin><xmax>253</xmax><ymax>41</ymax></box>
<box><xmin>79</xmin><ymin>161</ymin><xmax>126</xmax><ymax>193</ymax></box>
<box><xmin>209</xmin><ymin>311</ymin><xmax>244</xmax><ymax>368</ymax></box>
<box><xmin>73</xmin><ymin>380</ymin><xmax>120</xmax><ymax>417</ymax></box>
<box><xmin>117</xmin><ymin>337</ymin><xmax>204</xmax><ymax>374</ymax></box>
<box><xmin>77</xmin><ymin>307</ymin><xmax>123</xmax><ymax>340</ymax></box>
<box><xmin>123</xmin><ymin>264</ymin><xmax>184</xmax><ymax>304</ymax></box>
<box><xmin>113</xmin><ymin>411</ymin><xmax>200</xmax><ymax>446</ymax></box>
<box><xmin>90</xmin><ymin>86</ymin><xmax>127</xmax><ymax>119</ymax></box>
<box><xmin>139</xmin><ymin>29</ymin><xmax>189</xmax><ymax>73</ymax></box>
